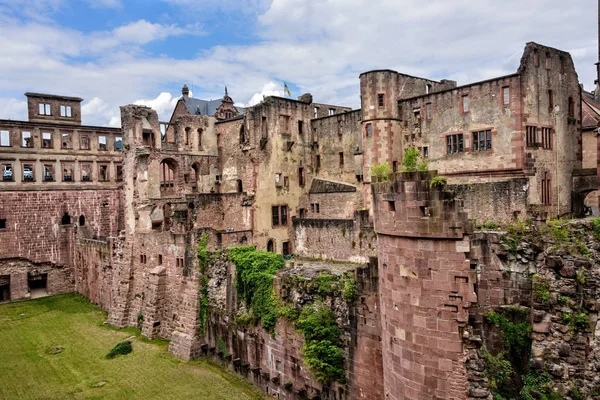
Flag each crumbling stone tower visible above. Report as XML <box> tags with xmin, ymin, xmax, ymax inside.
<box><xmin>372</xmin><ymin>171</ymin><xmax>480</xmax><ymax>399</ymax></box>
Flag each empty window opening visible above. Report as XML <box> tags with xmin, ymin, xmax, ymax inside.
<box><xmin>0</xmin><ymin>130</ymin><xmax>9</xmax><ymax>147</ymax></box>
<box><xmin>81</xmin><ymin>163</ymin><xmax>92</xmax><ymax>182</ymax></box>
<box><xmin>526</xmin><ymin>126</ymin><xmax>537</xmax><ymax>147</ymax></box>
<box><xmin>43</xmin><ymin>164</ymin><xmax>54</xmax><ymax>182</ymax></box>
<box><xmin>116</xmin><ymin>165</ymin><xmax>123</xmax><ymax>181</ymax></box>
<box><xmin>239</xmin><ymin>125</ymin><xmax>247</xmax><ymax>144</ymax></box>
<box><xmin>99</xmin><ymin>165</ymin><xmax>109</xmax><ymax>181</ymax></box>
<box><xmin>423</xmin><ymin>146</ymin><xmax>429</xmax><ymax>158</ymax></box>
<box><xmin>425</xmin><ymin>84</ymin><xmax>432</xmax><ymax>94</ymax></box>
<box><xmin>472</xmin><ymin>130</ymin><xmax>492</xmax><ymax>152</ymax></box>
<box><xmin>61</xmin><ymin>212</ymin><xmax>71</xmax><ymax>225</ymax></box>
<box><xmin>237</xmin><ymin>179</ymin><xmax>243</xmax><ymax>193</ymax></box>
<box><xmin>446</xmin><ymin>134</ymin><xmax>464</xmax><ymax>154</ymax></box>
<box><xmin>28</xmin><ymin>273</ymin><xmax>48</xmax><ymax>298</ymax></box>
<box><xmin>160</xmin><ymin>159</ymin><xmax>176</xmax><ymax>192</ymax></box>
<box><xmin>388</xmin><ymin>201</ymin><xmax>396</xmax><ymax>212</ymax></box>
<box><xmin>503</xmin><ymin>87</ymin><xmax>510</xmax><ymax>105</ymax></box>
<box><xmin>79</xmin><ymin>215</ymin><xmax>85</xmax><ymax>226</ymax></box>
<box><xmin>61</xmin><ymin>132</ymin><xmax>72</xmax><ymax>149</ymax></box>
<box><xmin>378</xmin><ymin>94</ymin><xmax>384</xmax><ymax>107</ymax></box>
<box><xmin>298</xmin><ymin>167</ymin><xmax>305</xmax><ymax>186</ymax></box>
<box><xmin>339</xmin><ymin>152</ymin><xmax>344</xmax><ymax>167</ymax></box>
<box><xmin>280</xmin><ymin>114</ymin><xmax>291</xmax><ymax>133</ymax></box>
<box><xmin>98</xmin><ymin>136</ymin><xmax>107</xmax><ymax>150</ymax></box>
<box><xmin>80</xmin><ymin>135</ymin><xmax>90</xmax><ymax>150</ymax></box>
<box><xmin>548</xmin><ymin>90</ymin><xmax>553</xmax><ymax>111</ymax></box>
<box><xmin>316</xmin><ymin>155</ymin><xmax>321</xmax><ymax>170</ymax></box>
<box><xmin>568</xmin><ymin>97</ymin><xmax>574</xmax><ymax>118</ymax></box>
<box><xmin>42</xmin><ymin>132</ymin><xmax>52</xmax><ymax>149</ymax></box>
<box><xmin>158</xmin><ymin>255</ymin><xmax>163</xmax><ymax>265</ymax></box>
<box><xmin>314</xmin><ymin>107</ymin><xmax>319</xmax><ymax>118</ymax></box>
<box><xmin>22</xmin><ymin>163</ymin><xmax>34</xmax><ymax>182</ymax></box>
<box><xmin>21</xmin><ymin>131</ymin><xmax>32</xmax><ymax>148</ymax></box>
<box><xmin>62</xmin><ymin>163</ymin><xmax>74</xmax><ymax>182</ymax></box>
<box><xmin>298</xmin><ymin>120</ymin><xmax>303</xmax><ymax>135</ymax></box>
<box><xmin>185</xmin><ymin>127</ymin><xmax>191</xmax><ymax>145</ymax></box>
<box><xmin>462</xmin><ymin>95</ymin><xmax>469</xmax><ymax>113</ymax></box>
<box><xmin>198</xmin><ymin>128</ymin><xmax>203</xmax><ymax>150</ymax></box>
<box><xmin>299</xmin><ymin>208</ymin><xmax>306</xmax><ymax>218</ymax></box>
<box><xmin>328</xmin><ymin>108</ymin><xmax>335</xmax><ymax>116</ymax></box>
<box><xmin>283</xmin><ymin>176</ymin><xmax>289</xmax><ymax>187</ymax></box>
<box><xmin>142</xmin><ymin>130</ymin><xmax>154</xmax><ymax>147</ymax></box>
<box><xmin>366</xmin><ymin>123</ymin><xmax>373</xmax><ymax>137</ymax></box>
<box><xmin>541</xmin><ymin>127</ymin><xmax>552</xmax><ymax>150</ymax></box>
<box><xmin>542</xmin><ymin>171</ymin><xmax>551</xmax><ymax>205</ymax></box>
<box><xmin>2</xmin><ymin>163</ymin><xmax>13</xmax><ymax>181</ymax></box>
<box><xmin>60</xmin><ymin>105</ymin><xmax>72</xmax><ymax>117</ymax></box>
<box><xmin>39</xmin><ymin>103</ymin><xmax>51</xmax><ymax>115</ymax></box>
<box><xmin>140</xmin><ymin>255</ymin><xmax>147</xmax><ymax>264</ymax></box>
<box><xmin>0</xmin><ymin>275</ymin><xmax>10</xmax><ymax>302</ymax></box>
<box><xmin>356</xmin><ymin>174</ymin><xmax>363</xmax><ymax>182</ymax></box>
<box><xmin>0</xmin><ymin>219</ymin><xmax>6</xmax><ymax>229</ymax></box>
<box><xmin>282</xmin><ymin>241</ymin><xmax>290</xmax><ymax>256</ymax></box>
<box><xmin>311</xmin><ymin>203</ymin><xmax>320</xmax><ymax>213</ymax></box>
<box><xmin>392</xmin><ymin>160</ymin><xmax>398</xmax><ymax>173</ymax></box>
<box><xmin>267</xmin><ymin>240</ymin><xmax>274</xmax><ymax>253</ymax></box>
<box><xmin>261</xmin><ymin>116</ymin><xmax>268</xmax><ymax>137</ymax></box>
<box><xmin>115</xmin><ymin>136</ymin><xmax>123</xmax><ymax>151</ymax></box>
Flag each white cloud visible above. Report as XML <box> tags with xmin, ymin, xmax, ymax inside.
<box><xmin>134</xmin><ymin>92</ymin><xmax>181</xmax><ymax>121</ymax></box>
<box><xmin>238</xmin><ymin>81</ymin><xmax>285</xmax><ymax>107</ymax></box>
<box><xmin>0</xmin><ymin>98</ymin><xmax>27</xmax><ymax>121</ymax></box>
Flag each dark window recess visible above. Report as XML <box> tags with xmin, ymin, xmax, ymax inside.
<box><xmin>267</xmin><ymin>240</ymin><xmax>274</xmax><ymax>252</ymax></box>
<box><xmin>298</xmin><ymin>167</ymin><xmax>305</xmax><ymax>186</ymax></box>
<box><xmin>282</xmin><ymin>241</ymin><xmax>290</xmax><ymax>256</ymax></box>
<box><xmin>311</xmin><ymin>203</ymin><xmax>320</xmax><ymax>213</ymax></box>
<box><xmin>472</xmin><ymin>130</ymin><xmax>492</xmax><ymax>152</ymax></box>
<box><xmin>237</xmin><ymin>179</ymin><xmax>243</xmax><ymax>193</ymax></box>
<box><xmin>158</xmin><ymin>255</ymin><xmax>163</xmax><ymax>265</ymax></box>
<box><xmin>392</xmin><ymin>161</ymin><xmax>397</xmax><ymax>173</ymax></box>
<box><xmin>298</xmin><ymin>120</ymin><xmax>303</xmax><ymax>134</ymax></box>
<box><xmin>526</xmin><ymin>126</ymin><xmax>537</xmax><ymax>147</ymax></box>
<box><xmin>356</xmin><ymin>174</ymin><xmax>363</xmax><ymax>182</ymax></box>
<box><xmin>339</xmin><ymin>152</ymin><xmax>344</xmax><ymax>167</ymax></box>
<box><xmin>316</xmin><ymin>155</ymin><xmax>321</xmax><ymax>170</ymax></box>
<box><xmin>388</xmin><ymin>201</ymin><xmax>396</xmax><ymax>212</ymax></box>
<box><xmin>423</xmin><ymin>146</ymin><xmax>429</xmax><ymax>158</ymax></box>
<box><xmin>542</xmin><ymin>171</ymin><xmax>551</xmax><ymax>205</ymax></box>
<box><xmin>79</xmin><ymin>215</ymin><xmax>85</xmax><ymax>226</ymax></box>
<box><xmin>61</xmin><ymin>212</ymin><xmax>71</xmax><ymax>225</ymax></box>
<box><xmin>568</xmin><ymin>97</ymin><xmax>574</xmax><ymax>118</ymax></box>
<box><xmin>0</xmin><ymin>219</ymin><xmax>6</xmax><ymax>229</ymax></box>
<box><xmin>272</xmin><ymin>205</ymin><xmax>289</xmax><ymax>226</ymax></box>
<box><xmin>541</xmin><ymin>128</ymin><xmax>552</xmax><ymax>150</ymax></box>
<box><xmin>548</xmin><ymin>90</ymin><xmax>553</xmax><ymax>110</ymax></box>
<box><xmin>378</xmin><ymin>94</ymin><xmax>384</xmax><ymax>107</ymax></box>
<box><xmin>446</xmin><ymin>134</ymin><xmax>464</xmax><ymax>154</ymax></box>
<box><xmin>299</xmin><ymin>208</ymin><xmax>306</xmax><ymax>218</ymax></box>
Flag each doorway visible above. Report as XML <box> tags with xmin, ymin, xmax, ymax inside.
<box><xmin>28</xmin><ymin>273</ymin><xmax>48</xmax><ymax>299</ymax></box>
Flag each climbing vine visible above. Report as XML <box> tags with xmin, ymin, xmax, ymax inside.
<box><xmin>229</xmin><ymin>246</ymin><xmax>285</xmax><ymax>332</ymax></box>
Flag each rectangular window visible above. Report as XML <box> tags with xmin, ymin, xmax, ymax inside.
<box><xmin>311</xmin><ymin>203</ymin><xmax>315</xmax><ymax>213</ymax></box>
<box><xmin>472</xmin><ymin>130</ymin><xmax>492</xmax><ymax>152</ymax></box>
<box><xmin>22</xmin><ymin>163</ymin><xmax>34</xmax><ymax>182</ymax></box>
<box><xmin>462</xmin><ymin>95</ymin><xmax>469</xmax><ymax>113</ymax></box>
<box><xmin>378</xmin><ymin>94</ymin><xmax>384</xmax><ymax>107</ymax></box>
<box><xmin>446</xmin><ymin>134</ymin><xmax>464</xmax><ymax>154</ymax></box>
<box><xmin>158</xmin><ymin>255</ymin><xmax>163</xmax><ymax>265</ymax></box>
<box><xmin>272</xmin><ymin>205</ymin><xmax>288</xmax><ymax>226</ymax></box>
<box><xmin>62</xmin><ymin>163</ymin><xmax>74</xmax><ymax>182</ymax></box>
<box><xmin>42</xmin><ymin>132</ymin><xmax>53</xmax><ymax>148</ymax></box>
<box><xmin>116</xmin><ymin>164</ymin><xmax>123</xmax><ymax>181</ymax></box>
<box><xmin>526</xmin><ymin>126</ymin><xmax>537</xmax><ymax>147</ymax></box>
<box><xmin>426</xmin><ymin>103</ymin><xmax>432</xmax><ymax>119</ymax></box>
<box><xmin>280</xmin><ymin>115</ymin><xmax>291</xmax><ymax>133</ymax></box>
<box><xmin>282</xmin><ymin>241</ymin><xmax>290</xmax><ymax>256</ymax></box>
<box><xmin>542</xmin><ymin>171</ymin><xmax>551</xmax><ymax>205</ymax></box>
<box><xmin>366</xmin><ymin>124</ymin><xmax>372</xmax><ymax>137</ymax></box>
<box><xmin>328</xmin><ymin>108</ymin><xmax>335</xmax><ymax>116</ymax></box>
<box><xmin>314</xmin><ymin>107</ymin><xmax>319</xmax><ymax>118</ymax></box>
<box><xmin>356</xmin><ymin>174</ymin><xmax>363</xmax><ymax>182</ymax></box>
<box><xmin>503</xmin><ymin>87</ymin><xmax>510</xmax><ymax>105</ymax></box>
<box><xmin>298</xmin><ymin>120</ymin><xmax>303</xmax><ymax>135</ymax></box>
<box><xmin>21</xmin><ymin>131</ymin><xmax>32</xmax><ymax>148</ymax></box>
<box><xmin>568</xmin><ymin>97</ymin><xmax>574</xmax><ymax>118</ymax></box>
<box><xmin>80</xmin><ymin>135</ymin><xmax>90</xmax><ymax>150</ymax></box>
<box><xmin>281</xmin><ymin>206</ymin><xmax>288</xmax><ymax>225</ymax></box>
<box><xmin>0</xmin><ymin>130</ymin><xmax>9</xmax><ymax>147</ymax></box>
<box><xmin>39</xmin><ymin>103</ymin><xmax>51</xmax><ymax>115</ymax></box>
<box><xmin>545</xmin><ymin>52</ymin><xmax>551</xmax><ymax>69</ymax></box>
<box><xmin>60</xmin><ymin>105</ymin><xmax>72</xmax><ymax>117</ymax></box>
<box><xmin>423</xmin><ymin>146</ymin><xmax>429</xmax><ymax>158</ymax></box>
<box><xmin>61</xmin><ymin>132</ymin><xmax>72</xmax><ymax>149</ymax></box>
<box><xmin>298</xmin><ymin>167</ymin><xmax>305</xmax><ymax>186</ymax></box>
<box><xmin>272</xmin><ymin>206</ymin><xmax>280</xmax><ymax>226</ymax></box>
<box><xmin>43</xmin><ymin>163</ymin><xmax>54</xmax><ymax>182</ymax></box>
<box><xmin>392</xmin><ymin>161</ymin><xmax>397</xmax><ymax>173</ymax></box>
<box><xmin>0</xmin><ymin>219</ymin><xmax>5</xmax><ymax>229</ymax></box>
<box><xmin>316</xmin><ymin>203</ymin><xmax>320</xmax><ymax>213</ymax></box>
<box><xmin>98</xmin><ymin>136</ymin><xmax>107</xmax><ymax>150</ymax></box>
<box><xmin>548</xmin><ymin>90</ymin><xmax>553</xmax><ymax>111</ymax></box>
<box><xmin>534</xmin><ymin>50</ymin><xmax>540</xmax><ymax>67</ymax></box>
<box><xmin>541</xmin><ymin>127</ymin><xmax>552</xmax><ymax>150</ymax></box>
<box><xmin>283</xmin><ymin>176</ymin><xmax>289</xmax><ymax>187</ymax></box>
<box><xmin>316</xmin><ymin>155</ymin><xmax>321</xmax><ymax>170</ymax></box>
<box><xmin>81</xmin><ymin>163</ymin><xmax>92</xmax><ymax>182</ymax></box>
<box><xmin>299</xmin><ymin>208</ymin><xmax>305</xmax><ymax>218</ymax></box>
<box><xmin>99</xmin><ymin>164</ymin><xmax>109</xmax><ymax>181</ymax></box>
<box><xmin>2</xmin><ymin>163</ymin><xmax>13</xmax><ymax>181</ymax></box>
<box><xmin>339</xmin><ymin>152</ymin><xmax>344</xmax><ymax>167</ymax></box>
<box><xmin>115</xmin><ymin>136</ymin><xmax>122</xmax><ymax>151</ymax></box>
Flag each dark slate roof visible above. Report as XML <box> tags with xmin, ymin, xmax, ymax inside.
<box><xmin>582</xmin><ymin>91</ymin><xmax>600</xmax><ymax>130</ymax></box>
<box><xmin>181</xmin><ymin>97</ymin><xmax>243</xmax><ymax>116</ymax></box>
<box><xmin>309</xmin><ymin>178</ymin><xmax>357</xmax><ymax>194</ymax></box>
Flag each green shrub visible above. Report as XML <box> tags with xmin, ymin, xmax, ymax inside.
<box><xmin>296</xmin><ymin>304</ymin><xmax>345</xmax><ymax>384</ymax></box>
<box><xmin>429</xmin><ymin>175</ymin><xmax>447</xmax><ymax>189</ymax></box>
<box><xmin>486</xmin><ymin>308</ymin><xmax>531</xmax><ymax>358</ymax></box>
<box><xmin>370</xmin><ymin>162</ymin><xmax>392</xmax><ymax>182</ymax></box>
<box><xmin>532</xmin><ymin>275</ymin><xmax>551</xmax><ymax>305</ymax></box>
<box><xmin>593</xmin><ymin>218</ymin><xmax>600</xmax><ymax>240</ymax></box>
<box><xmin>402</xmin><ymin>148</ymin><xmax>428</xmax><ymax>172</ymax></box>
<box><xmin>314</xmin><ymin>273</ymin><xmax>336</xmax><ymax>296</ymax></box>
<box><xmin>216</xmin><ymin>335</ymin><xmax>228</xmax><ymax>356</ymax></box>
<box><xmin>519</xmin><ymin>370</ymin><xmax>560</xmax><ymax>400</ymax></box>
<box><xmin>482</xmin><ymin>349</ymin><xmax>513</xmax><ymax>393</ymax></box>
<box><xmin>341</xmin><ymin>274</ymin><xmax>358</xmax><ymax>303</ymax></box>
<box><xmin>230</xmin><ymin>246</ymin><xmax>285</xmax><ymax>332</ymax></box>
<box><xmin>279</xmin><ymin>304</ymin><xmax>300</xmax><ymax>321</ymax></box>
<box><xmin>105</xmin><ymin>340</ymin><xmax>133</xmax><ymax>359</ymax></box>
<box><xmin>576</xmin><ymin>267</ymin><xmax>586</xmax><ymax>285</ymax></box>
<box><xmin>235</xmin><ymin>312</ymin><xmax>254</xmax><ymax>327</ymax></box>
<box><xmin>547</xmin><ymin>219</ymin><xmax>569</xmax><ymax>244</ymax></box>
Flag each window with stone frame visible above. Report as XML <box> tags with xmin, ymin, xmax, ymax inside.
<box><xmin>116</xmin><ymin>164</ymin><xmax>123</xmax><ymax>181</ymax></box>
<box><xmin>60</xmin><ymin>105</ymin><xmax>72</xmax><ymax>117</ymax></box>
<box><xmin>2</xmin><ymin>162</ymin><xmax>13</xmax><ymax>181</ymax></box>
<box><xmin>22</xmin><ymin>162</ymin><xmax>34</xmax><ymax>182</ymax></box>
<box><xmin>339</xmin><ymin>152</ymin><xmax>344</xmax><ymax>167</ymax></box>
<box><xmin>462</xmin><ymin>95</ymin><xmax>469</xmax><ymax>113</ymax></box>
<box><xmin>282</xmin><ymin>241</ymin><xmax>290</xmax><ymax>256</ymax></box>
<box><xmin>425</xmin><ymin>103</ymin><xmax>432</xmax><ymax>120</ymax></box>
<box><xmin>0</xmin><ymin>130</ymin><xmax>10</xmax><ymax>147</ymax></box>
<box><xmin>115</xmin><ymin>136</ymin><xmax>123</xmax><ymax>151</ymax></box>
<box><xmin>21</xmin><ymin>131</ymin><xmax>32</xmax><ymax>148</ymax></box>
<box><xmin>366</xmin><ymin>123</ymin><xmax>373</xmax><ymax>137</ymax></box>
<box><xmin>43</xmin><ymin>163</ymin><xmax>55</xmax><ymax>182</ymax></box>
<box><xmin>310</xmin><ymin>203</ymin><xmax>320</xmax><ymax>213</ymax></box>
<box><xmin>503</xmin><ymin>87</ymin><xmax>510</xmax><ymax>105</ymax></box>
<box><xmin>446</xmin><ymin>133</ymin><xmax>464</xmax><ymax>154</ymax></box>
<box><xmin>541</xmin><ymin>171</ymin><xmax>551</xmax><ymax>205</ymax></box>
<box><xmin>80</xmin><ymin>135</ymin><xmax>90</xmax><ymax>150</ymax></box>
<box><xmin>42</xmin><ymin>132</ymin><xmax>53</xmax><ymax>149</ymax></box>
<box><xmin>472</xmin><ymin>130</ymin><xmax>492</xmax><ymax>152</ymax></box>
<box><xmin>98</xmin><ymin>136</ymin><xmax>107</xmax><ymax>150</ymax></box>
<box><xmin>39</xmin><ymin>103</ymin><xmax>51</xmax><ymax>115</ymax></box>
<box><xmin>80</xmin><ymin>163</ymin><xmax>92</xmax><ymax>182</ymax></box>
<box><xmin>99</xmin><ymin>164</ymin><xmax>109</xmax><ymax>181</ymax></box>
<box><xmin>541</xmin><ymin>127</ymin><xmax>552</xmax><ymax>150</ymax></box>
<box><xmin>328</xmin><ymin>108</ymin><xmax>335</xmax><ymax>116</ymax></box>
<box><xmin>526</xmin><ymin>126</ymin><xmax>537</xmax><ymax>147</ymax></box>
<box><xmin>271</xmin><ymin>205</ymin><xmax>288</xmax><ymax>227</ymax></box>
<box><xmin>61</xmin><ymin>132</ymin><xmax>72</xmax><ymax>149</ymax></box>
<box><xmin>62</xmin><ymin>162</ymin><xmax>74</xmax><ymax>182</ymax></box>
<box><xmin>378</xmin><ymin>94</ymin><xmax>384</xmax><ymax>107</ymax></box>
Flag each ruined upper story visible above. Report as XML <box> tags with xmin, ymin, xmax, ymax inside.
<box><xmin>25</xmin><ymin>92</ymin><xmax>83</xmax><ymax>125</ymax></box>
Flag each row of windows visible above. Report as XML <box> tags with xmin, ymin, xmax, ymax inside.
<box><xmin>38</xmin><ymin>103</ymin><xmax>74</xmax><ymax>118</ymax></box>
<box><xmin>526</xmin><ymin>126</ymin><xmax>553</xmax><ymax>149</ymax></box>
<box><xmin>1</xmin><ymin>160</ymin><xmax>122</xmax><ymax>183</ymax></box>
<box><xmin>313</xmin><ymin>107</ymin><xmax>337</xmax><ymax>118</ymax></box>
<box><xmin>446</xmin><ymin>130</ymin><xmax>493</xmax><ymax>154</ymax></box>
<box><xmin>0</xmin><ymin>130</ymin><xmax>122</xmax><ymax>151</ymax></box>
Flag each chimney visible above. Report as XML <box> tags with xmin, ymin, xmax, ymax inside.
<box><xmin>182</xmin><ymin>84</ymin><xmax>190</xmax><ymax>101</ymax></box>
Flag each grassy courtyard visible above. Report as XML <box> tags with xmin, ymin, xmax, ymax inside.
<box><xmin>0</xmin><ymin>294</ymin><xmax>265</xmax><ymax>400</ymax></box>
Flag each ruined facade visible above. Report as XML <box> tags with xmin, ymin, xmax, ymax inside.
<box><xmin>0</xmin><ymin>41</ymin><xmax>597</xmax><ymax>399</ymax></box>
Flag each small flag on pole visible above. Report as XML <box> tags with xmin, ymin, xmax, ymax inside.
<box><xmin>284</xmin><ymin>82</ymin><xmax>291</xmax><ymax>97</ymax></box>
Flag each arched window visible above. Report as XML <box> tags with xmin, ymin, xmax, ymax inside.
<box><xmin>191</xmin><ymin>163</ymin><xmax>200</xmax><ymax>191</ymax></box>
<box><xmin>267</xmin><ymin>240</ymin><xmax>274</xmax><ymax>253</ymax></box>
<box><xmin>197</xmin><ymin>129</ymin><xmax>203</xmax><ymax>150</ymax></box>
<box><xmin>79</xmin><ymin>215</ymin><xmax>85</xmax><ymax>226</ymax></box>
<box><xmin>160</xmin><ymin>159</ymin><xmax>177</xmax><ymax>192</ymax></box>
<box><xmin>237</xmin><ymin>179</ymin><xmax>243</xmax><ymax>193</ymax></box>
<box><xmin>185</xmin><ymin>127</ymin><xmax>191</xmax><ymax>145</ymax></box>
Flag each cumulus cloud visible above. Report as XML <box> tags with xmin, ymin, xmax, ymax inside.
<box><xmin>134</xmin><ymin>92</ymin><xmax>181</xmax><ymax>121</ymax></box>
<box><xmin>238</xmin><ymin>81</ymin><xmax>285</xmax><ymax>107</ymax></box>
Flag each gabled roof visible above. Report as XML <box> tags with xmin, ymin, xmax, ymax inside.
<box><xmin>181</xmin><ymin>97</ymin><xmax>243</xmax><ymax>116</ymax></box>
<box><xmin>309</xmin><ymin>178</ymin><xmax>357</xmax><ymax>194</ymax></box>
<box><xmin>582</xmin><ymin>91</ymin><xmax>600</xmax><ymax>130</ymax></box>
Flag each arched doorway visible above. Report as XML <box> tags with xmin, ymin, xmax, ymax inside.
<box><xmin>267</xmin><ymin>239</ymin><xmax>274</xmax><ymax>253</ymax></box>
<box><xmin>160</xmin><ymin>158</ymin><xmax>177</xmax><ymax>193</ymax></box>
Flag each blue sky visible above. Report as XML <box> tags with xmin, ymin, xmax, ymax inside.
<box><xmin>0</xmin><ymin>0</ymin><xmax>597</xmax><ymax>126</ymax></box>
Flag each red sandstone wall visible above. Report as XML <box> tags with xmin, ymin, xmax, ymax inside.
<box><xmin>0</xmin><ymin>189</ymin><xmax>122</xmax><ymax>266</ymax></box>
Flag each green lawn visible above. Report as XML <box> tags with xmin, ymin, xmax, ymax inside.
<box><xmin>0</xmin><ymin>294</ymin><xmax>265</xmax><ymax>400</ymax></box>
